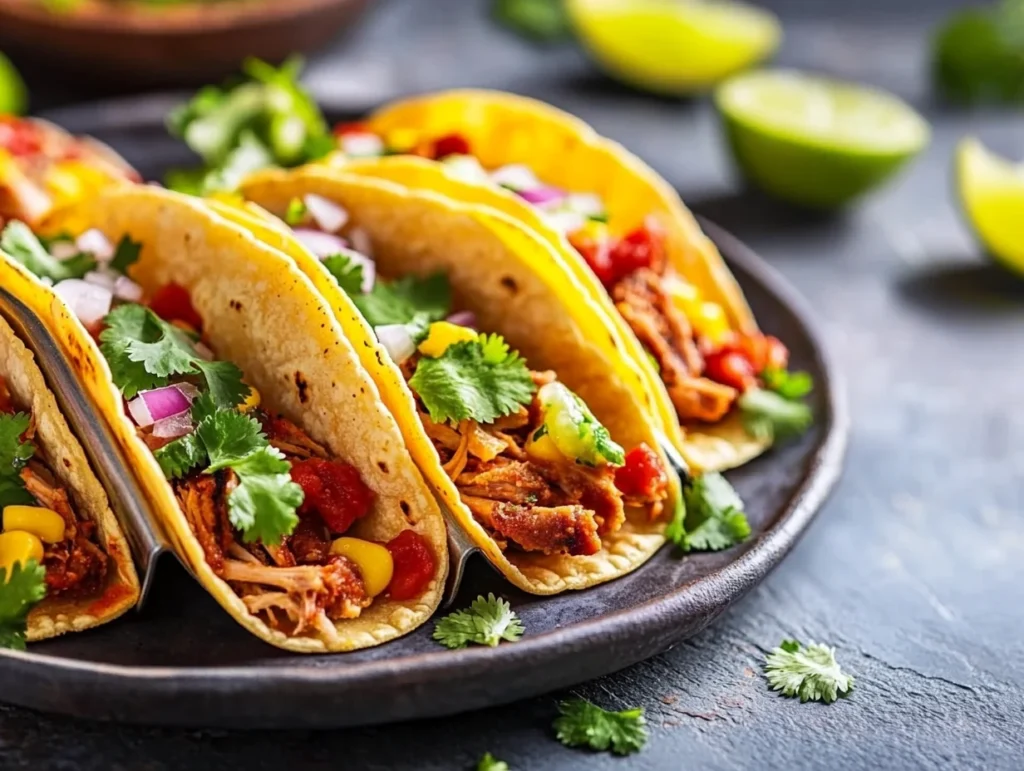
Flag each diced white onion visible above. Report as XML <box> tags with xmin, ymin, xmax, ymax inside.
<box><xmin>490</xmin><ymin>164</ymin><xmax>542</xmax><ymax>191</ymax></box>
<box><xmin>340</xmin><ymin>133</ymin><xmax>385</xmax><ymax>158</ymax></box>
<box><xmin>293</xmin><ymin>228</ymin><xmax>349</xmax><ymax>259</ymax></box>
<box><xmin>441</xmin><ymin>154</ymin><xmax>489</xmax><ymax>183</ymax></box>
<box><xmin>49</xmin><ymin>240</ymin><xmax>79</xmax><ymax>261</ymax></box>
<box><xmin>152</xmin><ymin>412</ymin><xmax>194</xmax><ymax>439</ymax></box>
<box><xmin>544</xmin><ymin>209</ymin><xmax>587</xmax><ymax>235</ymax></box>
<box><xmin>564</xmin><ymin>193</ymin><xmax>606</xmax><ymax>218</ymax></box>
<box><xmin>114</xmin><ymin>275</ymin><xmax>144</xmax><ymax>303</ymax></box>
<box><xmin>375</xmin><ymin>324</ymin><xmax>416</xmax><ymax>364</ymax></box>
<box><xmin>304</xmin><ymin>193</ymin><xmax>349</xmax><ymax>234</ymax></box>
<box><xmin>53</xmin><ymin>279</ymin><xmax>112</xmax><ymax>328</ymax></box>
<box><xmin>84</xmin><ymin>270</ymin><xmax>117</xmax><ymax>291</ymax></box>
<box><xmin>75</xmin><ymin>228</ymin><xmax>114</xmax><ymax>262</ymax></box>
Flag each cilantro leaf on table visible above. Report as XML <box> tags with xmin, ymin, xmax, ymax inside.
<box><xmin>493</xmin><ymin>0</ymin><xmax>572</xmax><ymax>43</ymax></box>
<box><xmin>108</xmin><ymin>235</ymin><xmax>142</xmax><ymax>275</ymax></box>
<box><xmin>739</xmin><ymin>388</ymin><xmax>813</xmax><ymax>443</ymax></box>
<box><xmin>322</xmin><ymin>252</ymin><xmax>367</xmax><ymax>296</ymax></box>
<box><xmin>0</xmin><ymin>221</ymin><xmax>95</xmax><ymax>282</ymax></box>
<box><xmin>762</xmin><ymin>367</ymin><xmax>814</xmax><ymax>400</ymax></box>
<box><xmin>99</xmin><ymin>304</ymin><xmax>248</xmax><ymax>407</ymax></box>
<box><xmin>351</xmin><ymin>272</ymin><xmax>451</xmax><ymax>329</ymax></box>
<box><xmin>225</xmin><ymin>446</ymin><xmax>303</xmax><ymax>545</ymax></box>
<box><xmin>0</xmin><ymin>560</ymin><xmax>47</xmax><ymax>651</ymax></box>
<box><xmin>410</xmin><ymin>335</ymin><xmax>535</xmax><ymax>424</ymax></box>
<box><xmin>764</xmin><ymin>639</ymin><xmax>855</xmax><ymax>704</ymax></box>
<box><xmin>0</xmin><ymin>413</ymin><xmax>37</xmax><ymax>508</ymax></box>
<box><xmin>553</xmin><ymin>699</ymin><xmax>648</xmax><ymax>756</ymax></box>
<box><xmin>432</xmin><ymin>593</ymin><xmax>524</xmax><ymax>649</ymax></box>
<box><xmin>476</xmin><ymin>753</ymin><xmax>509</xmax><ymax>771</ymax></box>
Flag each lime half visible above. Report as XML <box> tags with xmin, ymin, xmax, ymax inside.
<box><xmin>0</xmin><ymin>51</ymin><xmax>26</xmax><ymax>115</ymax></box>
<box><xmin>956</xmin><ymin>137</ymin><xmax>1024</xmax><ymax>275</ymax></box>
<box><xmin>566</xmin><ymin>0</ymin><xmax>780</xmax><ymax>96</ymax></box>
<box><xmin>716</xmin><ymin>69</ymin><xmax>930</xmax><ymax>208</ymax></box>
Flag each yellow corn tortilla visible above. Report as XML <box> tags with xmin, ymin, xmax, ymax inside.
<box><xmin>1</xmin><ymin>186</ymin><xmax>448</xmax><ymax>652</ymax></box>
<box><xmin>239</xmin><ymin>166</ymin><xmax>683</xmax><ymax>595</ymax></box>
<box><xmin>0</xmin><ymin>308</ymin><xmax>139</xmax><ymax>640</ymax></box>
<box><xmin>346</xmin><ymin>90</ymin><xmax>771</xmax><ymax>471</ymax></box>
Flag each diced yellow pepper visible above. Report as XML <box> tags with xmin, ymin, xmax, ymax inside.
<box><xmin>239</xmin><ymin>385</ymin><xmax>261</xmax><ymax>413</ymax></box>
<box><xmin>665</xmin><ymin>275</ymin><xmax>703</xmax><ymax>320</ymax></box>
<box><xmin>418</xmin><ymin>321</ymin><xmax>478</xmax><ymax>358</ymax></box>
<box><xmin>330</xmin><ymin>537</ymin><xmax>394</xmax><ymax>597</ymax></box>
<box><xmin>525</xmin><ymin>430</ymin><xmax>565</xmax><ymax>463</ymax></box>
<box><xmin>0</xmin><ymin>531</ymin><xmax>44</xmax><ymax>576</ymax></box>
<box><xmin>3</xmin><ymin>506</ymin><xmax>66</xmax><ymax>544</ymax></box>
<box><xmin>47</xmin><ymin>162</ymin><xmax>111</xmax><ymax>209</ymax></box>
<box><xmin>578</xmin><ymin>219</ymin><xmax>610</xmax><ymax>243</ymax></box>
<box><xmin>384</xmin><ymin>128</ymin><xmax>419</xmax><ymax>154</ymax></box>
<box><xmin>691</xmin><ymin>301</ymin><xmax>731</xmax><ymax>345</ymax></box>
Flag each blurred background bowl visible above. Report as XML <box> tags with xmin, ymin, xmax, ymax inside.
<box><xmin>0</xmin><ymin>0</ymin><xmax>373</xmax><ymax>87</ymax></box>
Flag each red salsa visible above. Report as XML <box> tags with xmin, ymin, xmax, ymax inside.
<box><xmin>148</xmin><ymin>282</ymin><xmax>204</xmax><ymax>330</ymax></box>
<box><xmin>385</xmin><ymin>530</ymin><xmax>435</xmax><ymax>601</ymax></box>
<box><xmin>615</xmin><ymin>443</ymin><xmax>668</xmax><ymax>499</ymax></box>
<box><xmin>290</xmin><ymin>458</ymin><xmax>374</xmax><ymax>535</ymax></box>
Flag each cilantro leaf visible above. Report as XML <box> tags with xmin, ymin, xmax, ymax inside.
<box><xmin>553</xmin><ymin>699</ymin><xmax>648</xmax><ymax>756</ymax></box>
<box><xmin>477</xmin><ymin>753</ymin><xmax>509</xmax><ymax>771</ymax></box>
<box><xmin>0</xmin><ymin>560</ymin><xmax>47</xmax><ymax>650</ymax></box>
<box><xmin>322</xmin><ymin>252</ymin><xmax>367</xmax><ymax>296</ymax></box>
<box><xmin>0</xmin><ymin>221</ymin><xmax>96</xmax><ymax>282</ymax></box>
<box><xmin>493</xmin><ymin>0</ymin><xmax>571</xmax><ymax>43</ymax></box>
<box><xmin>194</xmin><ymin>360</ymin><xmax>249</xmax><ymax>411</ymax></box>
<box><xmin>762</xmin><ymin>367</ymin><xmax>813</xmax><ymax>400</ymax></box>
<box><xmin>154</xmin><ymin>432</ymin><xmax>207</xmax><ymax>480</ymax></box>
<box><xmin>285</xmin><ymin>197</ymin><xmax>308</xmax><ymax>226</ymax></box>
<box><xmin>223</xmin><ymin>446</ymin><xmax>302</xmax><ymax>545</ymax></box>
<box><xmin>668</xmin><ymin>472</ymin><xmax>750</xmax><ymax>553</ymax></box>
<box><xmin>352</xmin><ymin>272</ymin><xmax>451</xmax><ymax>328</ymax></box>
<box><xmin>108</xmin><ymin>235</ymin><xmax>142</xmax><ymax>275</ymax></box>
<box><xmin>432</xmin><ymin>593</ymin><xmax>524</xmax><ymax>649</ymax></box>
<box><xmin>199</xmin><ymin>409</ymin><xmax>268</xmax><ymax>469</ymax></box>
<box><xmin>0</xmin><ymin>413</ymin><xmax>36</xmax><ymax>508</ymax></box>
<box><xmin>739</xmin><ymin>388</ymin><xmax>813</xmax><ymax>443</ymax></box>
<box><xmin>764</xmin><ymin>639</ymin><xmax>855</xmax><ymax>704</ymax></box>
<box><xmin>410</xmin><ymin>336</ymin><xmax>535</xmax><ymax>424</ymax></box>
<box><xmin>685</xmin><ymin>507</ymin><xmax>751</xmax><ymax>551</ymax></box>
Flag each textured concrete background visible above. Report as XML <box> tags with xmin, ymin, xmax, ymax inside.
<box><xmin>4</xmin><ymin>0</ymin><xmax>1024</xmax><ymax>768</ymax></box>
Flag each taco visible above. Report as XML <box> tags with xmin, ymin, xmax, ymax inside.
<box><xmin>325</xmin><ymin>90</ymin><xmax>813</xmax><ymax>472</ymax></box>
<box><xmin>0</xmin><ymin>185</ymin><xmax>447</xmax><ymax>652</ymax></box>
<box><xmin>233</xmin><ymin>166</ymin><xmax>680</xmax><ymax>595</ymax></box>
<box><xmin>0</xmin><ymin>115</ymin><xmax>138</xmax><ymax>227</ymax></box>
<box><xmin>0</xmin><ymin>305</ymin><xmax>138</xmax><ymax>645</ymax></box>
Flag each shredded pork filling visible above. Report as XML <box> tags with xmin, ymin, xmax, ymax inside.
<box><xmin>172</xmin><ymin>411</ymin><xmax>369</xmax><ymax>640</ymax></box>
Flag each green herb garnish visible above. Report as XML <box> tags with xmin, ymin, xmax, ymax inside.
<box><xmin>739</xmin><ymin>388</ymin><xmax>813</xmax><ymax>442</ymax></box>
<box><xmin>553</xmin><ymin>698</ymin><xmax>648</xmax><ymax>755</ymax></box>
<box><xmin>493</xmin><ymin>0</ymin><xmax>572</xmax><ymax>43</ymax></box>
<box><xmin>0</xmin><ymin>560</ymin><xmax>47</xmax><ymax>651</ymax></box>
<box><xmin>0</xmin><ymin>221</ymin><xmax>94</xmax><ymax>282</ymax></box>
<box><xmin>432</xmin><ymin>593</ymin><xmax>524</xmax><ymax>649</ymax></box>
<box><xmin>764</xmin><ymin>639</ymin><xmax>855</xmax><ymax>704</ymax></box>
<box><xmin>0</xmin><ymin>413</ymin><xmax>36</xmax><ymax>508</ymax></box>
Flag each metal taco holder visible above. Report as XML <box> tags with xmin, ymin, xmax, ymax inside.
<box><xmin>438</xmin><ymin>499</ymin><xmax>479</xmax><ymax>607</ymax></box>
<box><xmin>0</xmin><ymin>288</ymin><xmax>169</xmax><ymax>609</ymax></box>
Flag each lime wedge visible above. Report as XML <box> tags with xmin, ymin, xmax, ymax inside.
<box><xmin>715</xmin><ymin>69</ymin><xmax>930</xmax><ymax>208</ymax></box>
<box><xmin>566</xmin><ymin>0</ymin><xmax>780</xmax><ymax>95</ymax></box>
<box><xmin>956</xmin><ymin>137</ymin><xmax>1024</xmax><ymax>274</ymax></box>
<box><xmin>0</xmin><ymin>51</ymin><xmax>26</xmax><ymax>115</ymax></box>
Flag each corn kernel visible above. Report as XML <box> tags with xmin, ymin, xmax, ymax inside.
<box><xmin>239</xmin><ymin>385</ymin><xmax>261</xmax><ymax>413</ymax></box>
<box><xmin>525</xmin><ymin>430</ymin><xmax>565</xmax><ymax>463</ymax></box>
<box><xmin>578</xmin><ymin>219</ymin><xmax>610</xmax><ymax>243</ymax></box>
<box><xmin>418</xmin><ymin>321</ymin><xmax>478</xmax><ymax>358</ymax></box>
<box><xmin>691</xmin><ymin>301</ymin><xmax>731</xmax><ymax>345</ymax></box>
<box><xmin>3</xmin><ymin>506</ymin><xmax>66</xmax><ymax>544</ymax></box>
<box><xmin>0</xmin><ymin>531</ymin><xmax>45</xmax><ymax>576</ymax></box>
<box><xmin>330</xmin><ymin>537</ymin><xmax>394</xmax><ymax>597</ymax></box>
<box><xmin>665</xmin><ymin>275</ymin><xmax>703</xmax><ymax>319</ymax></box>
<box><xmin>384</xmin><ymin>128</ymin><xmax>419</xmax><ymax>153</ymax></box>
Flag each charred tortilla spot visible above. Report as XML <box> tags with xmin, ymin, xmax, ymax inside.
<box><xmin>375</xmin><ymin>351</ymin><xmax>384</xmax><ymax>367</ymax></box>
<box><xmin>377</xmin><ymin>461</ymin><xmax>389</xmax><ymax>474</ymax></box>
<box><xmin>500</xmin><ymin>276</ymin><xmax>518</xmax><ymax>294</ymax></box>
<box><xmin>229</xmin><ymin>299</ymin><xmax>243</xmax><ymax>311</ymax></box>
<box><xmin>62</xmin><ymin>458</ymin><xmax>71</xmax><ymax>469</ymax></box>
<box><xmin>400</xmin><ymin>501</ymin><xmax>411</xmax><ymax>518</ymax></box>
<box><xmin>293</xmin><ymin>371</ymin><xmax>309</xmax><ymax>403</ymax></box>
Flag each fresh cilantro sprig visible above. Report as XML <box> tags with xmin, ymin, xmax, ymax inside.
<box><xmin>0</xmin><ymin>413</ymin><xmax>37</xmax><ymax>508</ymax></box>
<box><xmin>351</xmin><ymin>271</ymin><xmax>451</xmax><ymax>329</ymax></box>
<box><xmin>322</xmin><ymin>252</ymin><xmax>368</xmax><ymax>296</ymax></box>
<box><xmin>1</xmin><ymin>221</ymin><xmax>95</xmax><ymax>282</ymax></box>
<box><xmin>739</xmin><ymin>388</ymin><xmax>812</xmax><ymax>443</ymax></box>
<box><xmin>410</xmin><ymin>334</ymin><xmax>536</xmax><ymax>424</ymax></box>
<box><xmin>762</xmin><ymin>367</ymin><xmax>813</xmax><ymax>400</ymax></box>
<box><xmin>553</xmin><ymin>698</ymin><xmax>648</xmax><ymax>756</ymax></box>
<box><xmin>155</xmin><ymin>394</ymin><xmax>302</xmax><ymax>545</ymax></box>
<box><xmin>665</xmin><ymin>472</ymin><xmax>750</xmax><ymax>553</ymax></box>
<box><xmin>108</xmin><ymin>235</ymin><xmax>142</xmax><ymax>275</ymax></box>
<box><xmin>99</xmin><ymin>304</ymin><xmax>248</xmax><ymax>406</ymax></box>
<box><xmin>0</xmin><ymin>560</ymin><xmax>47</xmax><ymax>650</ymax></box>
<box><xmin>764</xmin><ymin>639</ymin><xmax>855</xmax><ymax>704</ymax></box>
<box><xmin>477</xmin><ymin>753</ymin><xmax>509</xmax><ymax>771</ymax></box>
<box><xmin>433</xmin><ymin>593</ymin><xmax>524</xmax><ymax>649</ymax></box>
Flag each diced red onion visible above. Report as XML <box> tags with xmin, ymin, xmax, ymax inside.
<box><xmin>114</xmin><ymin>275</ymin><xmax>144</xmax><ymax>303</ymax></box>
<box><xmin>490</xmin><ymin>164</ymin><xmax>542</xmax><ymax>191</ymax></box>
<box><xmin>49</xmin><ymin>240</ymin><xmax>79</xmax><ymax>261</ymax></box>
<box><xmin>84</xmin><ymin>270</ymin><xmax>117</xmax><ymax>291</ymax></box>
<box><xmin>127</xmin><ymin>383</ymin><xmax>198</xmax><ymax>428</ymax></box>
<box><xmin>375</xmin><ymin>324</ymin><xmax>416</xmax><ymax>364</ymax></box>
<box><xmin>75</xmin><ymin>228</ymin><xmax>114</xmax><ymax>262</ymax></box>
<box><xmin>304</xmin><ymin>194</ymin><xmax>349</xmax><ymax>234</ymax></box>
<box><xmin>348</xmin><ymin>227</ymin><xmax>373</xmax><ymax>258</ymax></box>
<box><xmin>293</xmin><ymin>228</ymin><xmax>349</xmax><ymax>259</ymax></box>
<box><xmin>340</xmin><ymin>133</ymin><xmax>385</xmax><ymax>158</ymax></box>
<box><xmin>53</xmin><ymin>279</ymin><xmax>112</xmax><ymax>328</ymax></box>
<box><xmin>126</xmin><ymin>395</ymin><xmax>153</xmax><ymax>428</ymax></box>
<box><xmin>518</xmin><ymin>186</ymin><xmax>566</xmax><ymax>207</ymax></box>
<box><xmin>151</xmin><ymin>412</ymin><xmax>194</xmax><ymax>439</ymax></box>
<box><xmin>445</xmin><ymin>310</ymin><xmax>477</xmax><ymax>329</ymax></box>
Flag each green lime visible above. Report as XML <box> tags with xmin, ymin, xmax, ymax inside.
<box><xmin>715</xmin><ymin>69</ymin><xmax>930</xmax><ymax>209</ymax></box>
<box><xmin>0</xmin><ymin>51</ymin><xmax>26</xmax><ymax>116</ymax></box>
<box><xmin>566</xmin><ymin>0</ymin><xmax>781</xmax><ymax>96</ymax></box>
<box><xmin>956</xmin><ymin>137</ymin><xmax>1024</xmax><ymax>275</ymax></box>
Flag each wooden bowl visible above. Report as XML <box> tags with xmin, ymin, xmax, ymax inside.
<box><xmin>0</xmin><ymin>0</ymin><xmax>373</xmax><ymax>87</ymax></box>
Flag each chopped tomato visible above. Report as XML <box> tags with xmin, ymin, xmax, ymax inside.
<box><xmin>290</xmin><ymin>458</ymin><xmax>374</xmax><ymax>535</ymax></box>
<box><xmin>332</xmin><ymin>121</ymin><xmax>371</xmax><ymax>137</ymax></box>
<box><xmin>384</xmin><ymin>530</ymin><xmax>435</xmax><ymax>601</ymax></box>
<box><xmin>615</xmin><ymin>444</ymin><xmax>668</xmax><ymax>499</ymax></box>
<box><xmin>569</xmin><ymin>229</ymin><xmax>617</xmax><ymax>287</ymax></box>
<box><xmin>0</xmin><ymin>118</ymin><xmax>42</xmax><ymax>157</ymax></box>
<box><xmin>148</xmin><ymin>283</ymin><xmax>203</xmax><ymax>330</ymax></box>
<box><xmin>609</xmin><ymin>225</ymin><xmax>662</xmax><ymax>277</ymax></box>
<box><xmin>430</xmin><ymin>133</ymin><xmax>471</xmax><ymax>159</ymax></box>
<box><xmin>763</xmin><ymin>335</ymin><xmax>789</xmax><ymax>372</ymax></box>
<box><xmin>704</xmin><ymin>350</ymin><xmax>757</xmax><ymax>391</ymax></box>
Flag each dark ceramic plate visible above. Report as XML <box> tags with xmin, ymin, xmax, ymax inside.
<box><xmin>0</xmin><ymin>98</ymin><xmax>848</xmax><ymax>729</ymax></box>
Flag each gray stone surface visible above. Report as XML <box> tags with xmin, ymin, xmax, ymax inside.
<box><xmin>4</xmin><ymin>0</ymin><xmax>1023</xmax><ymax>768</ymax></box>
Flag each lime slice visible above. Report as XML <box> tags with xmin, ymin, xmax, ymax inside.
<box><xmin>566</xmin><ymin>0</ymin><xmax>780</xmax><ymax>96</ymax></box>
<box><xmin>0</xmin><ymin>51</ymin><xmax>26</xmax><ymax>116</ymax></box>
<box><xmin>956</xmin><ymin>137</ymin><xmax>1024</xmax><ymax>274</ymax></box>
<box><xmin>715</xmin><ymin>69</ymin><xmax>930</xmax><ymax>208</ymax></box>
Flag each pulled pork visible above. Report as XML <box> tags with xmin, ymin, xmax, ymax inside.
<box><xmin>173</xmin><ymin>411</ymin><xmax>369</xmax><ymax>643</ymax></box>
<box><xmin>613</xmin><ymin>268</ymin><xmax>737</xmax><ymax>423</ymax></box>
